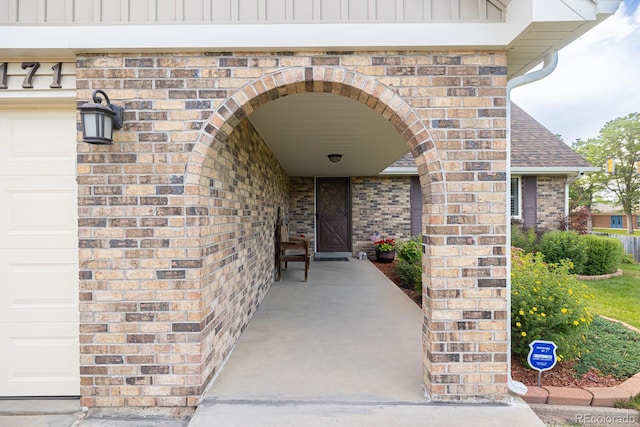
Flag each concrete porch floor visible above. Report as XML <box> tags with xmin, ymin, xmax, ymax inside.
<box><xmin>189</xmin><ymin>259</ymin><xmax>545</xmax><ymax>426</ymax></box>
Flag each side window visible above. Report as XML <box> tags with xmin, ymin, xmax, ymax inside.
<box><xmin>511</xmin><ymin>177</ymin><xmax>520</xmax><ymax>217</ymax></box>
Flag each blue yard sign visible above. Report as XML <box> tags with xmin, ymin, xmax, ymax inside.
<box><xmin>527</xmin><ymin>340</ymin><xmax>558</xmax><ymax>386</ymax></box>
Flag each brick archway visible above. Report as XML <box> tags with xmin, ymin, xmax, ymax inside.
<box><xmin>185</xmin><ymin>66</ymin><xmax>442</xmax><ymax>186</ymax></box>
<box><xmin>185</xmin><ymin>65</ymin><xmax>452</xmax><ymax>399</ymax></box>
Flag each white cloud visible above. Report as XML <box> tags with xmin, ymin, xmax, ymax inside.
<box><xmin>511</xmin><ymin>2</ymin><xmax>640</xmax><ymax>143</ymax></box>
<box><xmin>571</xmin><ymin>2</ymin><xmax>640</xmax><ymax>49</ymax></box>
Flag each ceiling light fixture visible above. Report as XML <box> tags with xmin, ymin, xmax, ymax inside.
<box><xmin>328</xmin><ymin>154</ymin><xmax>343</xmax><ymax>163</ymax></box>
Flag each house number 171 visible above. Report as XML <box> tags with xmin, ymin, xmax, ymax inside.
<box><xmin>0</xmin><ymin>62</ymin><xmax>63</xmax><ymax>89</ymax></box>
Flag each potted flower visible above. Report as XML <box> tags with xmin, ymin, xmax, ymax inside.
<box><xmin>374</xmin><ymin>238</ymin><xmax>396</xmax><ymax>263</ymax></box>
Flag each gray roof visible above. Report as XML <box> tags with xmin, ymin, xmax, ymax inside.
<box><xmin>385</xmin><ymin>103</ymin><xmax>594</xmax><ymax>173</ymax></box>
<box><xmin>510</xmin><ymin>103</ymin><xmax>592</xmax><ymax>169</ymax></box>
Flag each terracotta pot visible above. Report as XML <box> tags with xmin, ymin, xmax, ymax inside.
<box><xmin>375</xmin><ymin>249</ymin><xmax>395</xmax><ymax>263</ymax></box>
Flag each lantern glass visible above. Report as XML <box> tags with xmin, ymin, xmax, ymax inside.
<box><xmin>81</xmin><ymin>111</ymin><xmax>97</xmax><ymax>139</ymax></box>
<box><xmin>103</xmin><ymin>111</ymin><xmax>113</xmax><ymax>140</ymax></box>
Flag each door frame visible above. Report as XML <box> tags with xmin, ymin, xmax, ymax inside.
<box><xmin>315</xmin><ymin>177</ymin><xmax>352</xmax><ymax>253</ymax></box>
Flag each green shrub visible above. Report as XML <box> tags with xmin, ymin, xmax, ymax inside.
<box><xmin>581</xmin><ymin>235</ymin><xmax>623</xmax><ymax>275</ymax></box>
<box><xmin>511</xmin><ymin>249</ymin><xmax>593</xmax><ymax>363</ymax></box>
<box><xmin>539</xmin><ymin>230</ymin><xmax>588</xmax><ymax>273</ymax></box>
<box><xmin>396</xmin><ymin>236</ymin><xmax>422</xmax><ymax>263</ymax></box>
<box><xmin>396</xmin><ymin>261</ymin><xmax>422</xmax><ymax>293</ymax></box>
<box><xmin>511</xmin><ymin>225</ymin><xmax>539</xmax><ymax>253</ymax></box>
<box><xmin>395</xmin><ymin>236</ymin><xmax>422</xmax><ymax>293</ymax></box>
<box><xmin>577</xmin><ymin>316</ymin><xmax>640</xmax><ymax>380</ymax></box>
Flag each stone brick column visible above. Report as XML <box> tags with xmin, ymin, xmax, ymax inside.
<box><xmin>418</xmin><ymin>56</ymin><xmax>510</xmax><ymax>400</ymax></box>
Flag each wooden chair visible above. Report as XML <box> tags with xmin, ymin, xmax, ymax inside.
<box><xmin>277</xmin><ymin>224</ymin><xmax>310</xmax><ymax>282</ymax></box>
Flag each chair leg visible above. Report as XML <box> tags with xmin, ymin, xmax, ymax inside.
<box><xmin>304</xmin><ymin>256</ymin><xmax>309</xmax><ymax>282</ymax></box>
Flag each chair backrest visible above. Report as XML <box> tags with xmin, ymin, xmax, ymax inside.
<box><xmin>279</xmin><ymin>224</ymin><xmax>290</xmax><ymax>243</ymax></box>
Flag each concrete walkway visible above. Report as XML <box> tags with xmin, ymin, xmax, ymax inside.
<box><xmin>189</xmin><ymin>259</ymin><xmax>545</xmax><ymax>427</ymax></box>
<box><xmin>0</xmin><ymin>259</ymin><xmax>545</xmax><ymax>426</ymax></box>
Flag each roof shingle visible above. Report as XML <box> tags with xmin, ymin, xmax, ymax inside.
<box><xmin>510</xmin><ymin>103</ymin><xmax>592</xmax><ymax>169</ymax></box>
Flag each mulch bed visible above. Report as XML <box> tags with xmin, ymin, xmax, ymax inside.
<box><xmin>510</xmin><ymin>356</ymin><xmax>623</xmax><ymax>388</ymax></box>
<box><xmin>371</xmin><ymin>259</ymin><xmax>623</xmax><ymax>388</ymax></box>
<box><xmin>371</xmin><ymin>259</ymin><xmax>421</xmax><ymax>306</ymax></box>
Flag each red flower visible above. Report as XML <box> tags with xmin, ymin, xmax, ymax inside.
<box><xmin>374</xmin><ymin>239</ymin><xmax>396</xmax><ymax>251</ymax></box>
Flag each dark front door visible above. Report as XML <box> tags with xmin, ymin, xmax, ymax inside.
<box><xmin>317</xmin><ymin>177</ymin><xmax>351</xmax><ymax>252</ymax></box>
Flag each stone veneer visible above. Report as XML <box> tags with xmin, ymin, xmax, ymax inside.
<box><xmin>76</xmin><ymin>50</ymin><xmax>509</xmax><ymax>412</ymax></box>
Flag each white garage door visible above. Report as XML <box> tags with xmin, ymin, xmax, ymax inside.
<box><xmin>0</xmin><ymin>106</ymin><xmax>79</xmax><ymax>396</ymax></box>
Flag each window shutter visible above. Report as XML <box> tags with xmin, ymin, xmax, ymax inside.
<box><xmin>410</xmin><ymin>176</ymin><xmax>422</xmax><ymax>237</ymax></box>
<box><xmin>522</xmin><ymin>176</ymin><xmax>537</xmax><ymax>229</ymax></box>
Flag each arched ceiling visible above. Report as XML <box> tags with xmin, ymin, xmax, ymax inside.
<box><xmin>247</xmin><ymin>93</ymin><xmax>410</xmax><ymax>177</ymax></box>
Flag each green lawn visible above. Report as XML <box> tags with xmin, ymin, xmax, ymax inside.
<box><xmin>582</xmin><ymin>263</ymin><xmax>640</xmax><ymax>329</ymax></box>
<box><xmin>593</xmin><ymin>227</ymin><xmax>640</xmax><ymax>236</ymax></box>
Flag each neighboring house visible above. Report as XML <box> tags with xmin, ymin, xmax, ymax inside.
<box><xmin>591</xmin><ymin>203</ymin><xmax>640</xmax><ymax>230</ymax></box>
<box><xmin>0</xmin><ymin>0</ymin><xmax>620</xmax><ymax>414</ymax></box>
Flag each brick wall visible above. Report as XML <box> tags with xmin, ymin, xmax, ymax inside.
<box><xmin>352</xmin><ymin>176</ymin><xmax>413</xmax><ymax>255</ymax></box>
<box><xmin>536</xmin><ymin>176</ymin><xmax>566</xmax><ymax>231</ymax></box>
<box><xmin>77</xmin><ymin>50</ymin><xmax>509</xmax><ymax>410</ymax></box>
<box><xmin>289</xmin><ymin>177</ymin><xmax>316</xmax><ymax>253</ymax></box>
<box><xmin>77</xmin><ymin>80</ymin><xmax>288</xmax><ymax>411</ymax></box>
<box><xmin>198</xmin><ymin>119</ymin><xmax>289</xmax><ymax>400</ymax></box>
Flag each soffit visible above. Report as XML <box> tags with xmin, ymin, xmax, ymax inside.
<box><xmin>506</xmin><ymin>18</ymin><xmax>606</xmax><ymax>77</ymax></box>
<box><xmin>247</xmin><ymin>93</ymin><xmax>409</xmax><ymax>177</ymax></box>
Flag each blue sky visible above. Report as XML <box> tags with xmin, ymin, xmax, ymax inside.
<box><xmin>511</xmin><ymin>0</ymin><xmax>640</xmax><ymax>144</ymax></box>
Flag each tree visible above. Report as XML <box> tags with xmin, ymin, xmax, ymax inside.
<box><xmin>570</xmin><ymin>138</ymin><xmax>605</xmax><ymax>211</ymax></box>
<box><xmin>576</xmin><ymin>113</ymin><xmax>640</xmax><ymax>234</ymax></box>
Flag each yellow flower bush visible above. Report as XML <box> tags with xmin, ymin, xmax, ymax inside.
<box><xmin>511</xmin><ymin>249</ymin><xmax>593</xmax><ymax>363</ymax></box>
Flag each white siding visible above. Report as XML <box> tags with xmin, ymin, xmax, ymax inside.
<box><xmin>1</xmin><ymin>0</ymin><xmax>505</xmax><ymax>24</ymax></box>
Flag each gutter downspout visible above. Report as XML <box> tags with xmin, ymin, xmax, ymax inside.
<box><xmin>506</xmin><ymin>51</ymin><xmax>559</xmax><ymax>397</ymax></box>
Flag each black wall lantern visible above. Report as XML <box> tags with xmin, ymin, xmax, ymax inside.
<box><xmin>78</xmin><ymin>89</ymin><xmax>124</xmax><ymax>144</ymax></box>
